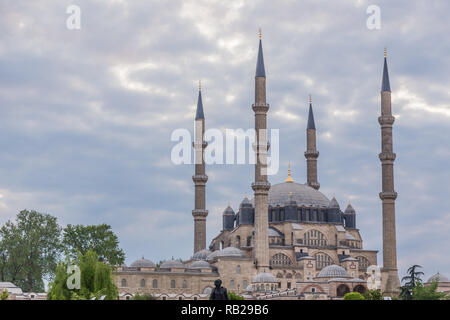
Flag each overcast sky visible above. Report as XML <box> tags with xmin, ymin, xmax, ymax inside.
<box><xmin>0</xmin><ymin>0</ymin><xmax>449</xmax><ymax>281</ymax></box>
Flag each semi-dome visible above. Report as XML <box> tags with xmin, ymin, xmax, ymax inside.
<box><xmin>215</xmin><ymin>246</ymin><xmax>245</xmax><ymax>258</ymax></box>
<box><xmin>252</xmin><ymin>272</ymin><xmax>278</xmax><ymax>283</ymax></box>
<box><xmin>268</xmin><ymin>182</ymin><xmax>330</xmax><ymax>207</ymax></box>
<box><xmin>160</xmin><ymin>259</ymin><xmax>184</xmax><ymax>269</ymax></box>
<box><xmin>189</xmin><ymin>260</ymin><xmax>211</xmax><ymax>269</ymax></box>
<box><xmin>317</xmin><ymin>265</ymin><xmax>351</xmax><ymax>278</ymax></box>
<box><xmin>192</xmin><ymin>249</ymin><xmax>211</xmax><ymax>261</ymax></box>
<box><xmin>130</xmin><ymin>257</ymin><xmax>155</xmax><ymax>268</ymax></box>
<box><xmin>427</xmin><ymin>272</ymin><xmax>449</xmax><ymax>283</ymax></box>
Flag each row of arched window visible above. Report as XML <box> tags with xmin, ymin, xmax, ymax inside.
<box><xmin>276</xmin><ymin>272</ymin><xmax>302</xmax><ymax>279</ymax></box>
<box><xmin>120</xmin><ymin>278</ymin><xmax>188</xmax><ymax>289</ymax></box>
<box><xmin>304</xmin><ymin>229</ymin><xmax>327</xmax><ymax>247</ymax></box>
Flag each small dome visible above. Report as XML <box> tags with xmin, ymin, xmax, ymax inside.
<box><xmin>223</xmin><ymin>206</ymin><xmax>235</xmax><ymax>215</ymax></box>
<box><xmin>189</xmin><ymin>260</ymin><xmax>211</xmax><ymax>269</ymax></box>
<box><xmin>206</xmin><ymin>250</ymin><xmax>221</xmax><ymax>261</ymax></box>
<box><xmin>130</xmin><ymin>257</ymin><xmax>155</xmax><ymax>268</ymax></box>
<box><xmin>245</xmin><ymin>284</ymin><xmax>254</xmax><ymax>292</ymax></box>
<box><xmin>345</xmin><ymin>203</ymin><xmax>355</xmax><ymax>214</ymax></box>
<box><xmin>317</xmin><ymin>265</ymin><xmax>350</xmax><ymax>278</ymax></box>
<box><xmin>192</xmin><ymin>249</ymin><xmax>211</xmax><ymax>261</ymax></box>
<box><xmin>160</xmin><ymin>259</ymin><xmax>184</xmax><ymax>269</ymax></box>
<box><xmin>329</xmin><ymin>196</ymin><xmax>340</xmax><ymax>208</ymax></box>
<box><xmin>240</xmin><ymin>197</ymin><xmax>253</xmax><ymax>208</ymax></box>
<box><xmin>215</xmin><ymin>247</ymin><xmax>245</xmax><ymax>258</ymax></box>
<box><xmin>252</xmin><ymin>272</ymin><xmax>278</xmax><ymax>283</ymax></box>
<box><xmin>427</xmin><ymin>272</ymin><xmax>449</xmax><ymax>283</ymax></box>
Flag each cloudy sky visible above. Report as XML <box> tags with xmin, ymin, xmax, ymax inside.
<box><xmin>0</xmin><ymin>0</ymin><xmax>449</xmax><ymax>281</ymax></box>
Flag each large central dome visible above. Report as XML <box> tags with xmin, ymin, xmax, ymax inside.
<box><xmin>268</xmin><ymin>182</ymin><xmax>330</xmax><ymax>207</ymax></box>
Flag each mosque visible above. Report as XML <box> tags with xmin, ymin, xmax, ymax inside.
<box><xmin>114</xmin><ymin>33</ymin><xmax>401</xmax><ymax>300</ymax></box>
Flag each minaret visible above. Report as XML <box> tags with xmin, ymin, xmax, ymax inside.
<box><xmin>192</xmin><ymin>81</ymin><xmax>208</xmax><ymax>254</ymax></box>
<box><xmin>251</xmin><ymin>29</ymin><xmax>270</xmax><ymax>270</ymax></box>
<box><xmin>378</xmin><ymin>48</ymin><xmax>400</xmax><ymax>295</ymax></box>
<box><xmin>305</xmin><ymin>95</ymin><xmax>320</xmax><ymax>190</ymax></box>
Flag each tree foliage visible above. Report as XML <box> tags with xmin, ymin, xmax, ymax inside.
<box><xmin>47</xmin><ymin>250</ymin><xmax>118</xmax><ymax>300</ymax></box>
<box><xmin>0</xmin><ymin>210</ymin><xmax>62</xmax><ymax>292</ymax></box>
<box><xmin>363</xmin><ymin>289</ymin><xmax>382</xmax><ymax>300</ymax></box>
<box><xmin>412</xmin><ymin>282</ymin><xmax>449</xmax><ymax>300</ymax></box>
<box><xmin>132</xmin><ymin>293</ymin><xmax>157</xmax><ymax>300</ymax></box>
<box><xmin>1</xmin><ymin>289</ymin><xmax>9</xmax><ymax>300</ymax></box>
<box><xmin>400</xmin><ymin>264</ymin><xmax>425</xmax><ymax>300</ymax></box>
<box><xmin>63</xmin><ymin>224</ymin><xmax>125</xmax><ymax>266</ymax></box>
<box><xmin>228</xmin><ymin>291</ymin><xmax>244</xmax><ymax>300</ymax></box>
<box><xmin>343</xmin><ymin>292</ymin><xmax>365</xmax><ymax>300</ymax></box>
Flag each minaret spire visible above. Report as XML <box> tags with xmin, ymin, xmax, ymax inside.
<box><xmin>305</xmin><ymin>95</ymin><xmax>320</xmax><ymax>190</ymax></box>
<box><xmin>252</xmin><ymin>30</ymin><xmax>270</xmax><ymax>270</ymax></box>
<box><xmin>378</xmin><ymin>49</ymin><xmax>400</xmax><ymax>295</ymax></box>
<box><xmin>192</xmin><ymin>82</ymin><xmax>208</xmax><ymax>254</ymax></box>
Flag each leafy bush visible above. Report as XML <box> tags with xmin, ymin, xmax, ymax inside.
<box><xmin>228</xmin><ymin>291</ymin><xmax>244</xmax><ymax>300</ymax></box>
<box><xmin>413</xmin><ymin>282</ymin><xmax>449</xmax><ymax>300</ymax></box>
<box><xmin>343</xmin><ymin>292</ymin><xmax>365</xmax><ymax>300</ymax></box>
<box><xmin>1</xmin><ymin>289</ymin><xmax>9</xmax><ymax>300</ymax></box>
<box><xmin>363</xmin><ymin>289</ymin><xmax>382</xmax><ymax>300</ymax></box>
<box><xmin>133</xmin><ymin>293</ymin><xmax>157</xmax><ymax>300</ymax></box>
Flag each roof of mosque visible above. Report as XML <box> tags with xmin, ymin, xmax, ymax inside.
<box><xmin>160</xmin><ymin>259</ymin><xmax>184</xmax><ymax>269</ymax></box>
<box><xmin>252</xmin><ymin>272</ymin><xmax>278</xmax><ymax>283</ymax></box>
<box><xmin>268</xmin><ymin>182</ymin><xmax>330</xmax><ymax>207</ymax></box>
<box><xmin>316</xmin><ymin>265</ymin><xmax>351</xmax><ymax>278</ymax></box>
<box><xmin>427</xmin><ymin>272</ymin><xmax>450</xmax><ymax>283</ymax></box>
<box><xmin>192</xmin><ymin>249</ymin><xmax>211</xmax><ymax>261</ymax></box>
<box><xmin>189</xmin><ymin>260</ymin><xmax>211</xmax><ymax>269</ymax></box>
<box><xmin>130</xmin><ymin>257</ymin><xmax>155</xmax><ymax>268</ymax></box>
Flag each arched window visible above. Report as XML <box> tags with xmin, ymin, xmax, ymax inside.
<box><xmin>230</xmin><ymin>280</ymin><xmax>235</xmax><ymax>289</ymax></box>
<box><xmin>270</xmin><ymin>253</ymin><xmax>293</xmax><ymax>267</ymax></box>
<box><xmin>356</xmin><ymin>256</ymin><xmax>370</xmax><ymax>272</ymax></box>
<box><xmin>152</xmin><ymin>279</ymin><xmax>158</xmax><ymax>288</ymax></box>
<box><xmin>243</xmin><ymin>280</ymin><xmax>248</xmax><ymax>288</ymax></box>
<box><xmin>304</xmin><ymin>229</ymin><xmax>327</xmax><ymax>247</ymax></box>
<box><xmin>140</xmin><ymin>279</ymin><xmax>146</xmax><ymax>288</ymax></box>
<box><xmin>314</xmin><ymin>252</ymin><xmax>334</xmax><ymax>270</ymax></box>
<box><xmin>182</xmin><ymin>280</ymin><xmax>187</xmax><ymax>288</ymax></box>
<box><xmin>171</xmin><ymin>280</ymin><xmax>176</xmax><ymax>288</ymax></box>
<box><xmin>246</xmin><ymin>236</ymin><xmax>252</xmax><ymax>247</ymax></box>
<box><xmin>236</xmin><ymin>265</ymin><xmax>241</xmax><ymax>274</ymax></box>
<box><xmin>295</xmin><ymin>273</ymin><xmax>301</xmax><ymax>279</ymax></box>
<box><xmin>236</xmin><ymin>236</ymin><xmax>241</xmax><ymax>248</ymax></box>
<box><xmin>337</xmin><ymin>284</ymin><xmax>350</xmax><ymax>297</ymax></box>
<box><xmin>121</xmin><ymin>279</ymin><xmax>127</xmax><ymax>287</ymax></box>
<box><xmin>286</xmin><ymin>273</ymin><xmax>292</xmax><ymax>279</ymax></box>
<box><xmin>276</xmin><ymin>272</ymin><xmax>283</xmax><ymax>279</ymax></box>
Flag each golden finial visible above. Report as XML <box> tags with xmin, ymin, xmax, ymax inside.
<box><xmin>384</xmin><ymin>47</ymin><xmax>387</xmax><ymax>58</ymax></box>
<box><xmin>309</xmin><ymin>94</ymin><xmax>312</xmax><ymax>104</ymax></box>
<box><xmin>285</xmin><ymin>162</ymin><xmax>294</xmax><ymax>183</ymax></box>
<box><xmin>199</xmin><ymin>79</ymin><xmax>201</xmax><ymax>91</ymax></box>
<box><xmin>258</xmin><ymin>28</ymin><xmax>262</xmax><ymax>40</ymax></box>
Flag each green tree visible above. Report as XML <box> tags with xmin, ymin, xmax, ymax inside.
<box><xmin>343</xmin><ymin>292</ymin><xmax>365</xmax><ymax>300</ymax></box>
<box><xmin>1</xmin><ymin>289</ymin><xmax>9</xmax><ymax>300</ymax></box>
<box><xmin>47</xmin><ymin>250</ymin><xmax>118</xmax><ymax>300</ymax></box>
<box><xmin>363</xmin><ymin>289</ymin><xmax>382</xmax><ymax>300</ymax></box>
<box><xmin>63</xmin><ymin>224</ymin><xmax>125</xmax><ymax>266</ymax></box>
<box><xmin>0</xmin><ymin>210</ymin><xmax>62</xmax><ymax>292</ymax></box>
<box><xmin>402</xmin><ymin>265</ymin><xmax>424</xmax><ymax>288</ymax></box>
<box><xmin>228</xmin><ymin>291</ymin><xmax>244</xmax><ymax>300</ymax></box>
<box><xmin>413</xmin><ymin>282</ymin><xmax>449</xmax><ymax>300</ymax></box>
<box><xmin>132</xmin><ymin>293</ymin><xmax>157</xmax><ymax>300</ymax></box>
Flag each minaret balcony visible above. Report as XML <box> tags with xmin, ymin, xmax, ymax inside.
<box><xmin>378</xmin><ymin>115</ymin><xmax>395</xmax><ymax>125</ymax></box>
<box><xmin>252</xmin><ymin>103</ymin><xmax>270</xmax><ymax>113</ymax></box>
<box><xmin>379</xmin><ymin>191</ymin><xmax>397</xmax><ymax>200</ymax></box>
<box><xmin>378</xmin><ymin>152</ymin><xmax>396</xmax><ymax>161</ymax></box>
<box><xmin>192</xmin><ymin>175</ymin><xmax>208</xmax><ymax>183</ymax></box>
<box><xmin>192</xmin><ymin>209</ymin><xmax>208</xmax><ymax>218</ymax></box>
<box><xmin>304</xmin><ymin>150</ymin><xmax>319</xmax><ymax>158</ymax></box>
